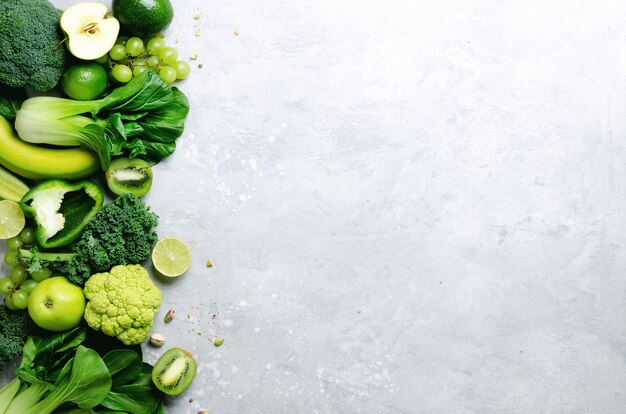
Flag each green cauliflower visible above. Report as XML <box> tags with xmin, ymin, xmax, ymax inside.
<box><xmin>83</xmin><ymin>264</ymin><xmax>162</xmax><ymax>345</ymax></box>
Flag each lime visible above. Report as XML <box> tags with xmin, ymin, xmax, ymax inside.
<box><xmin>61</xmin><ymin>63</ymin><xmax>108</xmax><ymax>101</ymax></box>
<box><xmin>152</xmin><ymin>237</ymin><xmax>192</xmax><ymax>277</ymax></box>
<box><xmin>0</xmin><ymin>200</ymin><xmax>25</xmax><ymax>240</ymax></box>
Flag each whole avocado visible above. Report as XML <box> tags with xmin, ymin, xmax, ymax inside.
<box><xmin>112</xmin><ymin>0</ymin><xmax>174</xmax><ymax>36</ymax></box>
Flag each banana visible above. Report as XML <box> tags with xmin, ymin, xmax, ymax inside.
<box><xmin>0</xmin><ymin>116</ymin><xmax>99</xmax><ymax>181</ymax></box>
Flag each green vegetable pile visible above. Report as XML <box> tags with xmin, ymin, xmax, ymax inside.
<box><xmin>15</xmin><ymin>69</ymin><xmax>190</xmax><ymax>170</ymax></box>
<box><xmin>0</xmin><ymin>327</ymin><xmax>164</xmax><ymax>414</ymax></box>
<box><xmin>0</xmin><ymin>0</ymin><xmax>201</xmax><ymax>412</ymax></box>
<box><xmin>20</xmin><ymin>192</ymin><xmax>159</xmax><ymax>286</ymax></box>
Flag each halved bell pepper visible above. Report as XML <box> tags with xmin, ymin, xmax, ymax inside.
<box><xmin>19</xmin><ymin>179</ymin><xmax>103</xmax><ymax>248</ymax></box>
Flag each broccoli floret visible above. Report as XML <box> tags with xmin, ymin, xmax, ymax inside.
<box><xmin>68</xmin><ymin>193</ymin><xmax>159</xmax><ymax>286</ymax></box>
<box><xmin>0</xmin><ymin>0</ymin><xmax>66</xmax><ymax>92</ymax></box>
<box><xmin>0</xmin><ymin>305</ymin><xmax>36</xmax><ymax>372</ymax></box>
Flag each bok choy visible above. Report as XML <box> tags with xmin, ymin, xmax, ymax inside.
<box><xmin>14</xmin><ymin>70</ymin><xmax>189</xmax><ymax>170</ymax></box>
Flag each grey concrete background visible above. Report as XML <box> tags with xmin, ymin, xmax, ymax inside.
<box><xmin>5</xmin><ymin>0</ymin><xmax>626</xmax><ymax>413</ymax></box>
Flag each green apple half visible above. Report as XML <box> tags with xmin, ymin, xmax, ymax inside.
<box><xmin>60</xmin><ymin>2</ymin><xmax>120</xmax><ymax>61</ymax></box>
<box><xmin>28</xmin><ymin>277</ymin><xmax>86</xmax><ymax>332</ymax></box>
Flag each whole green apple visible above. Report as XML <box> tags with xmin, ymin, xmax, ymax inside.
<box><xmin>28</xmin><ymin>277</ymin><xmax>86</xmax><ymax>331</ymax></box>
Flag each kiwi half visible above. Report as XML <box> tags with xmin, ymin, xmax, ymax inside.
<box><xmin>105</xmin><ymin>157</ymin><xmax>153</xmax><ymax>197</ymax></box>
<box><xmin>152</xmin><ymin>347</ymin><xmax>197</xmax><ymax>396</ymax></box>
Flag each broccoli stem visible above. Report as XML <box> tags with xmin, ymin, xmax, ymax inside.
<box><xmin>19</xmin><ymin>249</ymin><xmax>78</xmax><ymax>262</ymax></box>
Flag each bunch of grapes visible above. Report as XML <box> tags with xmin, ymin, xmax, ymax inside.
<box><xmin>1</xmin><ymin>228</ymin><xmax>51</xmax><ymax>310</ymax></box>
<box><xmin>97</xmin><ymin>35</ymin><xmax>191</xmax><ymax>84</ymax></box>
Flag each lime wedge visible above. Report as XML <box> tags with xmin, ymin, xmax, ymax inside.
<box><xmin>0</xmin><ymin>200</ymin><xmax>25</xmax><ymax>239</ymax></box>
<box><xmin>152</xmin><ymin>237</ymin><xmax>192</xmax><ymax>277</ymax></box>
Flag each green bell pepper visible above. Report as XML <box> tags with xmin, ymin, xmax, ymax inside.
<box><xmin>19</xmin><ymin>179</ymin><xmax>103</xmax><ymax>248</ymax></box>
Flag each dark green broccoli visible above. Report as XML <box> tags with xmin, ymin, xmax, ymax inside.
<box><xmin>0</xmin><ymin>0</ymin><xmax>66</xmax><ymax>92</ymax></box>
<box><xmin>18</xmin><ymin>194</ymin><xmax>158</xmax><ymax>286</ymax></box>
<box><xmin>0</xmin><ymin>305</ymin><xmax>36</xmax><ymax>372</ymax></box>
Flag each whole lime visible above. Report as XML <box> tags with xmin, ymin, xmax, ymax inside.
<box><xmin>61</xmin><ymin>63</ymin><xmax>108</xmax><ymax>101</ymax></box>
<box><xmin>113</xmin><ymin>0</ymin><xmax>174</xmax><ymax>36</ymax></box>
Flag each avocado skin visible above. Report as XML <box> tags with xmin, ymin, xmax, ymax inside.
<box><xmin>113</xmin><ymin>0</ymin><xmax>174</xmax><ymax>36</ymax></box>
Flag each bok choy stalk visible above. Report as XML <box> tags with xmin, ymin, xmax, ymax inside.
<box><xmin>0</xmin><ymin>327</ymin><xmax>112</xmax><ymax>414</ymax></box>
<box><xmin>14</xmin><ymin>69</ymin><xmax>189</xmax><ymax>171</ymax></box>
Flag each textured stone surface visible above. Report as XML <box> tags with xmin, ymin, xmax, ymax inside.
<box><xmin>4</xmin><ymin>0</ymin><xmax>625</xmax><ymax>412</ymax></box>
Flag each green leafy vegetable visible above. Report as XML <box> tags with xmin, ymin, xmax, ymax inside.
<box><xmin>14</xmin><ymin>70</ymin><xmax>190</xmax><ymax>170</ymax></box>
<box><xmin>0</xmin><ymin>86</ymin><xmax>26</xmax><ymax>120</ymax></box>
<box><xmin>0</xmin><ymin>327</ymin><xmax>112</xmax><ymax>414</ymax></box>
<box><xmin>97</xmin><ymin>350</ymin><xmax>163</xmax><ymax>414</ymax></box>
<box><xmin>16</xmin><ymin>346</ymin><xmax>111</xmax><ymax>414</ymax></box>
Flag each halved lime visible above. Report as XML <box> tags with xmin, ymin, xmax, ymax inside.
<box><xmin>152</xmin><ymin>237</ymin><xmax>192</xmax><ymax>277</ymax></box>
<box><xmin>0</xmin><ymin>200</ymin><xmax>25</xmax><ymax>239</ymax></box>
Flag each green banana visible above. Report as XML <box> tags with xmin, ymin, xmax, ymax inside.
<box><xmin>0</xmin><ymin>116</ymin><xmax>99</xmax><ymax>181</ymax></box>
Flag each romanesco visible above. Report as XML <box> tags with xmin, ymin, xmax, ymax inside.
<box><xmin>83</xmin><ymin>264</ymin><xmax>162</xmax><ymax>345</ymax></box>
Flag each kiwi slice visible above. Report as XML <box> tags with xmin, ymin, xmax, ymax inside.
<box><xmin>105</xmin><ymin>157</ymin><xmax>153</xmax><ymax>197</ymax></box>
<box><xmin>152</xmin><ymin>347</ymin><xmax>197</xmax><ymax>396</ymax></box>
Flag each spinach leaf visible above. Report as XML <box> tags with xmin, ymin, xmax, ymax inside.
<box><xmin>17</xmin><ymin>326</ymin><xmax>86</xmax><ymax>385</ymax></box>
<box><xmin>120</xmin><ymin>87</ymin><xmax>189</xmax><ymax>162</ymax></box>
<box><xmin>29</xmin><ymin>345</ymin><xmax>112</xmax><ymax>412</ymax></box>
<box><xmin>96</xmin><ymin>350</ymin><xmax>163</xmax><ymax>414</ymax></box>
<box><xmin>0</xmin><ymin>85</ymin><xmax>26</xmax><ymax>120</ymax></box>
<box><xmin>95</xmin><ymin>70</ymin><xmax>189</xmax><ymax>165</ymax></box>
<box><xmin>101</xmin><ymin>71</ymin><xmax>172</xmax><ymax>113</ymax></box>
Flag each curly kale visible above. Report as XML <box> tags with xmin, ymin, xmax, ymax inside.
<box><xmin>67</xmin><ymin>193</ymin><xmax>159</xmax><ymax>286</ymax></box>
<box><xmin>0</xmin><ymin>305</ymin><xmax>36</xmax><ymax>372</ymax></box>
<box><xmin>0</xmin><ymin>0</ymin><xmax>66</xmax><ymax>92</ymax></box>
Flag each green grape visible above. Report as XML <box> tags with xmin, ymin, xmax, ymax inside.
<box><xmin>147</xmin><ymin>55</ymin><xmax>160</xmax><ymax>67</ymax></box>
<box><xmin>159</xmin><ymin>66</ymin><xmax>177</xmax><ymax>83</ymax></box>
<box><xmin>133</xmin><ymin>66</ymin><xmax>148</xmax><ymax>77</ymax></box>
<box><xmin>19</xmin><ymin>227</ymin><xmax>35</xmax><ymax>245</ymax></box>
<box><xmin>109</xmin><ymin>44</ymin><xmax>127</xmax><ymax>61</ymax></box>
<box><xmin>11</xmin><ymin>289</ymin><xmax>28</xmax><ymax>310</ymax></box>
<box><xmin>3</xmin><ymin>250</ymin><xmax>19</xmax><ymax>267</ymax></box>
<box><xmin>146</xmin><ymin>37</ymin><xmax>166</xmax><ymax>54</ymax></box>
<box><xmin>20</xmin><ymin>279</ymin><xmax>38</xmax><ymax>293</ymax></box>
<box><xmin>6</xmin><ymin>236</ymin><xmax>21</xmax><ymax>251</ymax></box>
<box><xmin>10</xmin><ymin>265</ymin><xmax>27</xmax><ymax>284</ymax></box>
<box><xmin>4</xmin><ymin>295</ymin><xmax>17</xmax><ymax>311</ymax></box>
<box><xmin>133</xmin><ymin>58</ymin><xmax>148</xmax><ymax>66</ymax></box>
<box><xmin>0</xmin><ymin>277</ymin><xmax>15</xmax><ymax>295</ymax></box>
<box><xmin>126</xmin><ymin>37</ymin><xmax>144</xmax><ymax>57</ymax></box>
<box><xmin>94</xmin><ymin>54</ymin><xmax>109</xmax><ymax>64</ymax></box>
<box><xmin>111</xmin><ymin>65</ymin><xmax>133</xmax><ymax>83</ymax></box>
<box><xmin>159</xmin><ymin>47</ymin><xmax>178</xmax><ymax>64</ymax></box>
<box><xmin>115</xmin><ymin>36</ymin><xmax>129</xmax><ymax>45</ymax></box>
<box><xmin>173</xmin><ymin>61</ymin><xmax>191</xmax><ymax>80</ymax></box>
<box><xmin>30</xmin><ymin>267</ymin><xmax>51</xmax><ymax>282</ymax></box>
